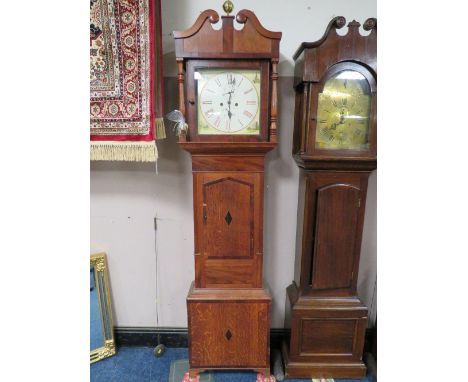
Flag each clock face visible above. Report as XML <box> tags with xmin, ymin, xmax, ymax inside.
<box><xmin>195</xmin><ymin>69</ymin><xmax>261</xmax><ymax>135</ymax></box>
<box><xmin>316</xmin><ymin>70</ymin><xmax>372</xmax><ymax>151</ymax></box>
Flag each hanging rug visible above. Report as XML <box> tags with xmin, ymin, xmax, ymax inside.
<box><xmin>90</xmin><ymin>0</ymin><xmax>163</xmax><ymax>162</ymax></box>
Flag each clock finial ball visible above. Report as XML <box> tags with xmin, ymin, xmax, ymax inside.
<box><xmin>223</xmin><ymin>0</ymin><xmax>234</xmax><ymax>15</ymax></box>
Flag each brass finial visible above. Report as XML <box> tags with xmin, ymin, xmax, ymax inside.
<box><xmin>223</xmin><ymin>0</ymin><xmax>234</xmax><ymax>15</ymax></box>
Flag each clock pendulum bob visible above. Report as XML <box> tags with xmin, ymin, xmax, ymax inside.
<box><xmin>283</xmin><ymin>17</ymin><xmax>377</xmax><ymax>379</ymax></box>
<box><xmin>173</xmin><ymin>2</ymin><xmax>282</xmax><ymax>380</ymax></box>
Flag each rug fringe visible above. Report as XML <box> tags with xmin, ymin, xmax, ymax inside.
<box><xmin>90</xmin><ymin>141</ymin><xmax>157</xmax><ymax>162</ymax></box>
<box><xmin>155</xmin><ymin>117</ymin><xmax>166</xmax><ymax>140</ymax></box>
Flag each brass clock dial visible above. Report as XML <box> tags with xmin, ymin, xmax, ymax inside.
<box><xmin>316</xmin><ymin>70</ymin><xmax>372</xmax><ymax>151</ymax></box>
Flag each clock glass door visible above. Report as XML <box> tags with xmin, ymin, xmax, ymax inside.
<box><xmin>196</xmin><ymin>69</ymin><xmax>261</xmax><ymax>135</ymax></box>
<box><xmin>316</xmin><ymin>70</ymin><xmax>371</xmax><ymax>151</ymax></box>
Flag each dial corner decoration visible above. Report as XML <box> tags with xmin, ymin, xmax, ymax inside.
<box><xmin>196</xmin><ymin>69</ymin><xmax>261</xmax><ymax>135</ymax></box>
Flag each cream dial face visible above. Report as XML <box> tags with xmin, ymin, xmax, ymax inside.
<box><xmin>196</xmin><ymin>69</ymin><xmax>261</xmax><ymax>135</ymax></box>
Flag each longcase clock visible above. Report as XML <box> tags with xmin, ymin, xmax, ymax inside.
<box><xmin>173</xmin><ymin>2</ymin><xmax>281</xmax><ymax>379</ymax></box>
<box><xmin>282</xmin><ymin>17</ymin><xmax>377</xmax><ymax>379</ymax></box>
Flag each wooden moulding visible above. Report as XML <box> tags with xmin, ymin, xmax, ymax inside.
<box><xmin>294</xmin><ymin>154</ymin><xmax>377</xmax><ymax>171</ymax></box>
<box><xmin>191</xmin><ymin>155</ymin><xmax>266</xmax><ymax>173</ymax></box>
<box><xmin>178</xmin><ymin>141</ymin><xmax>276</xmax><ymax>155</ymax></box>
<box><xmin>187</xmin><ymin>281</ymin><xmax>271</xmax><ymax>302</ymax></box>
<box><xmin>173</xmin><ymin>9</ymin><xmax>281</xmax><ymax>59</ymax></box>
<box><xmin>293</xmin><ymin>17</ymin><xmax>377</xmax><ymax>86</ymax></box>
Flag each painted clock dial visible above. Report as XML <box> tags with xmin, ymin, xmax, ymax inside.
<box><xmin>196</xmin><ymin>69</ymin><xmax>261</xmax><ymax>135</ymax></box>
<box><xmin>316</xmin><ymin>70</ymin><xmax>372</xmax><ymax>151</ymax></box>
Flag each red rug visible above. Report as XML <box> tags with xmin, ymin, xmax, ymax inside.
<box><xmin>90</xmin><ymin>0</ymin><xmax>164</xmax><ymax>161</ymax></box>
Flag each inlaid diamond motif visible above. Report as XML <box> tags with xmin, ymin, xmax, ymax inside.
<box><xmin>225</xmin><ymin>211</ymin><xmax>232</xmax><ymax>225</ymax></box>
<box><xmin>225</xmin><ymin>330</ymin><xmax>232</xmax><ymax>341</ymax></box>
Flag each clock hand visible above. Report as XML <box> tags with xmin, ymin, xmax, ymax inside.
<box><xmin>227</xmin><ymin>90</ymin><xmax>233</xmax><ymax>120</ymax></box>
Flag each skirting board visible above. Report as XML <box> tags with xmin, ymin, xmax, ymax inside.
<box><xmin>115</xmin><ymin>327</ymin><xmax>287</xmax><ymax>349</ymax></box>
<box><xmin>115</xmin><ymin>327</ymin><xmax>375</xmax><ymax>355</ymax></box>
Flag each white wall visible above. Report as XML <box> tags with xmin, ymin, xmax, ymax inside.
<box><xmin>91</xmin><ymin>0</ymin><xmax>377</xmax><ymax>328</ymax></box>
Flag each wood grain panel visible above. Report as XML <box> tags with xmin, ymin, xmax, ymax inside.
<box><xmin>195</xmin><ymin>172</ymin><xmax>263</xmax><ymax>288</ymax></box>
<box><xmin>204</xmin><ymin>259</ymin><xmax>257</xmax><ymax>288</ymax></box>
<box><xmin>296</xmin><ymin>172</ymin><xmax>369</xmax><ymax>297</ymax></box>
<box><xmin>203</xmin><ymin>177</ymin><xmax>254</xmax><ymax>259</ymax></box>
<box><xmin>311</xmin><ymin>184</ymin><xmax>360</xmax><ymax>290</ymax></box>
<box><xmin>300</xmin><ymin>319</ymin><xmax>355</xmax><ymax>355</ymax></box>
<box><xmin>188</xmin><ymin>301</ymin><xmax>269</xmax><ymax>368</ymax></box>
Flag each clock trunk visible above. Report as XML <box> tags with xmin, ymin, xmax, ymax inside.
<box><xmin>283</xmin><ymin>17</ymin><xmax>377</xmax><ymax>379</ymax></box>
<box><xmin>173</xmin><ymin>8</ymin><xmax>281</xmax><ymax>379</ymax></box>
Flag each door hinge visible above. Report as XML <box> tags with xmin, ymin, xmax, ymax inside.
<box><xmin>203</xmin><ymin>203</ymin><xmax>207</xmax><ymax>223</ymax></box>
<box><xmin>357</xmin><ymin>198</ymin><xmax>361</xmax><ymax>208</ymax></box>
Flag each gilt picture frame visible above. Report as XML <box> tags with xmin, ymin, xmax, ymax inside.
<box><xmin>90</xmin><ymin>253</ymin><xmax>116</xmax><ymax>363</ymax></box>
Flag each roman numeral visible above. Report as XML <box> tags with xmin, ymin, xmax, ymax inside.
<box><xmin>246</xmin><ymin>100</ymin><xmax>256</xmax><ymax>105</ymax></box>
<box><xmin>237</xmin><ymin>78</ymin><xmax>243</xmax><ymax>87</ymax></box>
<box><xmin>214</xmin><ymin>117</ymin><xmax>221</xmax><ymax>127</ymax></box>
<box><xmin>206</xmin><ymin>108</ymin><xmax>214</xmax><ymax>117</ymax></box>
<box><xmin>244</xmin><ymin>88</ymin><xmax>253</xmax><ymax>95</ymax></box>
<box><xmin>202</xmin><ymin>100</ymin><xmax>212</xmax><ymax>104</ymax></box>
<box><xmin>243</xmin><ymin>110</ymin><xmax>253</xmax><ymax>118</ymax></box>
<box><xmin>215</xmin><ymin>78</ymin><xmax>221</xmax><ymax>87</ymax></box>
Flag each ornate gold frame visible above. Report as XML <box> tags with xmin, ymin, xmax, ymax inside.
<box><xmin>90</xmin><ymin>253</ymin><xmax>116</xmax><ymax>363</ymax></box>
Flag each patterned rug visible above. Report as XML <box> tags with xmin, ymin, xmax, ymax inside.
<box><xmin>90</xmin><ymin>0</ymin><xmax>164</xmax><ymax>162</ymax></box>
<box><xmin>169</xmin><ymin>360</ymin><xmax>214</xmax><ymax>382</ymax></box>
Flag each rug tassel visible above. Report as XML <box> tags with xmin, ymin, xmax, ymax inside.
<box><xmin>90</xmin><ymin>141</ymin><xmax>157</xmax><ymax>162</ymax></box>
<box><xmin>155</xmin><ymin>117</ymin><xmax>166</xmax><ymax>140</ymax></box>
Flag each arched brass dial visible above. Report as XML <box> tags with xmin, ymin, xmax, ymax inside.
<box><xmin>316</xmin><ymin>70</ymin><xmax>372</xmax><ymax>151</ymax></box>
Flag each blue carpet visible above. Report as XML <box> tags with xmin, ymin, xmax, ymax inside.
<box><xmin>90</xmin><ymin>347</ymin><xmax>374</xmax><ymax>382</ymax></box>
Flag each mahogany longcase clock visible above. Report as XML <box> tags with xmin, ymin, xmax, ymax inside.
<box><xmin>173</xmin><ymin>2</ymin><xmax>281</xmax><ymax>379</ymax></box>
<box><xmin>282</xmin><ymin>17</ymin><xmax>377</xmax><ymax>379</ymax></box>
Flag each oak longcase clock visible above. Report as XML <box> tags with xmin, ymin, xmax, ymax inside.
<box><xmin>283</xmin><ymin>17</ymin><xmax>377</xmax><ymax>379</ymax></box>
<box><xmin>173</xmin><ymin>2</ymin><xmax>281</xmax><ymax>380</ymax></box>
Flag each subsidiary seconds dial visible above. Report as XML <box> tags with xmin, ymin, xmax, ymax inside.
<box><xmin>198</xmin><ymin>71</ymin><xmax>260</xmax><ymax>133</ymax></box>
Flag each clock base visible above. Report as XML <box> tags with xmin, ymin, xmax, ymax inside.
<box><xmin>283</xmin><ymin>282</ymin><xmax>368</xmax><ymax>379</ymax></box>
<box><xmin>187</xmin><ymin>282</ymin><xmax>271</xmax><ymax>377</ymax></box>
<box><xmin>281</xmin><ymin>342</ymin><xmax>366</xmax><ymax>380</ymax></box>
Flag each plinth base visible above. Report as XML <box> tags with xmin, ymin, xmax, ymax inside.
<box><xmin>187</xmin><ymin>282</ymin><xmax>271</xmax><ymax>378</ymax></box>
<box><xmin>282</xmin><ymin>282</ymin><xmax>368</xmax><ymax>379</ymax></box>
<box><xmin>282</xmin><ymin>341</ymin><xmax>366</xmax><ymax>379</ymax></box>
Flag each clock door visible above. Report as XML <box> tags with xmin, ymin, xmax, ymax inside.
<box><xmin>203</xmin><ymin>175</ymin><xmax>254</xmax><ymax>259</ymax></box>
<box><xmin>300</xmin><ymin>172</ymin><xmax>369</xmax><ymax>296</ymax></box>
<box><xmin>194</xmin><ymin>172</ymin><xmax>263</xmax><ymax>288</ymax></box>
<box><xmin>311</xmin><ymin>184</ymin><xmax>360</xmax><ymax>291</ymax></box>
